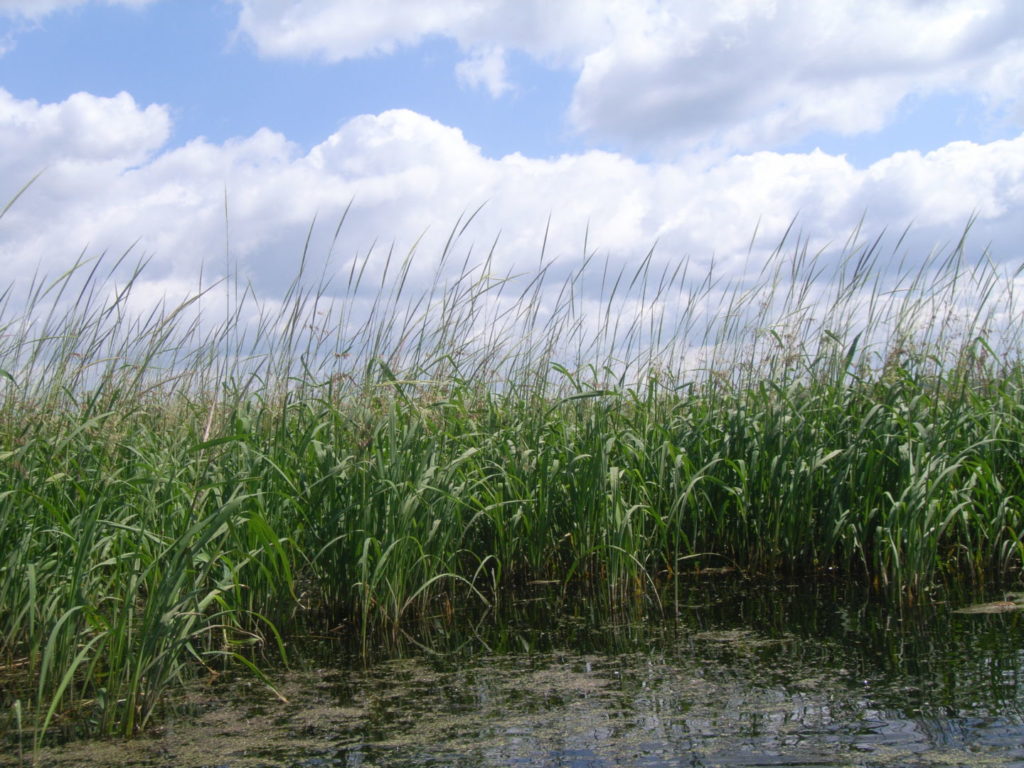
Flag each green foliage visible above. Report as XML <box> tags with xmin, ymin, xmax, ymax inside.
<box><xmin>1</xmin><ymin>205</ymin><xmax>1023</xmax><ymax>743</ymax></box>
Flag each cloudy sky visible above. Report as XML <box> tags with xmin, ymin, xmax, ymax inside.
<box><xmin>0</xmin><ymin>0</ymin><xmax>1022</xmax><ymax>337</ymax></box>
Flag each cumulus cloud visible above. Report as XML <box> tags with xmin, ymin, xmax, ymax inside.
<box><xmin>0</xmin><ymin>89</ymin><xmax>169</xmax><ymax>168</ymax></box>
<box><xmin>231</xmin><ymin>0</ymin><xmax>1024</xmax><ymax>155</ymax></box>
<box><xmin>570</xmin><ymin>0</ymin><xmax>1024</xmax><ymax>155</ymax></box>
<box><xmin>229</xmin><ymin>0</ymin><xmax>472</xmax><ymax>60</ymax></box>
<box><xmin>2</xmin><ymin>89</ymin><xmax>1021</xmax><ymax>316</ymax></box>
<box><xmin>229</xmin><ymin>0</ymin><xmax>605</xmax><ymax>65</ymax></box>
<box><xmin>0</xmin><ymin>89</ymin><xmax>178</xmax><ymax>277</ymax></box>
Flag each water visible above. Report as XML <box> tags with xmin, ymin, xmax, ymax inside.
<box><xmin>8</xmin><ymin>577</ymin><xmax>1024</xmax><ymax>767</ymax></box>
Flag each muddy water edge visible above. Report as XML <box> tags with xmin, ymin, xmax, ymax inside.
<box><xmin>5</xmin><ymin>576</ymin><xmax>1024</xmax><ymax>767</ymax></box>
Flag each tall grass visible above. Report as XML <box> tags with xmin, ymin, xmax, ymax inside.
<box><xmin>1</xmin><ymin>204</ymin><xmax>1023</xmax><ymax>742</ymax></box>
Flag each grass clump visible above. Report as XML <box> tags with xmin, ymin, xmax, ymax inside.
<box><xmin>1</xmin><ymin>205</ymin><xmax>1023</xmax><ymax>743</ymax></box>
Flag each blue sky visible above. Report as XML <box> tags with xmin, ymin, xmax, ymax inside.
<box><xmin>2</xmin><ymin>1</ymin><xmax>1016</xmax><ymax>164</ymax></box>
<box><xmin>0</xmin><ymin>0</ymin><xmax>1021</xmax><ymax>315</ymax></box>
<box><xmin>1</xmin><ymin>1</ymin><xmax>583</xmax><ymax>158</ymax></box>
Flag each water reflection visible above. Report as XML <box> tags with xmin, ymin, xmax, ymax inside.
<box><xmin>8</xmin><ymin>577</ymin><xmax>1024</xmax><ymax>767</ymax></box>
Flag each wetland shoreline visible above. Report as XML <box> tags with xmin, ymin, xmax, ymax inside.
<box><xmin>3</xmin><ymin>220</ymin><xmax>1024</xmax><ymax>745</ymax></box>
<box><xmin>7</xmin><ymin>578</ymin><xmax>1024</xmax><ymax>768</ymax></box>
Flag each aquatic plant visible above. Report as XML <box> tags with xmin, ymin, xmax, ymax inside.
<box><xmin>1</xmin><ymin>196</ymin><xmax>1023</xmax><ymax>742</ymax></box>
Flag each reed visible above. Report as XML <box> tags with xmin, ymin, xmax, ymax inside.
<box><xmin>1</xmin><ymin>201</ymin><xmax>1022</xmax><ymax>742</ymax></box>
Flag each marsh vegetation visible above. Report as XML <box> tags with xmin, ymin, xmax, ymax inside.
<box><xmin>1</xmin><ymin>201</ymin><xmax>1023</xmax><ymax>745</ymax></box>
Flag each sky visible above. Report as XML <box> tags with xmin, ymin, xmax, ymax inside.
<box><xmin>0</xmin><ymin>0</ymin><xmax>1022</xmax><ymax>354</ymax></box>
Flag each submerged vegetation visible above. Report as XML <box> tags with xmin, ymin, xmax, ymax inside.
<box><xmin>1</xmin><ymin>201</ymin><xmax>1023</xmax><ymax>742</ymax></box>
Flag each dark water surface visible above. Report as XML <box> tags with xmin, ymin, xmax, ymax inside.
<box><xmin>8</xmin><ymin>578</ymin><xmax>1024</xmax><ymax>767</ymax></box>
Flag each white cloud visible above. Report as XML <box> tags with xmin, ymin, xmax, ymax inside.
<box><xmin>1</xmin><ymin>91</ymin><xmax>1021</xmax><ymax>332</ymax></box>
<box><xmin>230</xmin><ymin>0</ymin><xmax>607</xmax><ymax>65</ymax></box>
<box><xmin>570</xmin><ymin>0</ymin><xmax>1024</xmax><ymax>155</ymax></box>
<box><xmin>229</xmin><ymin>0</ymin><xmax>484</xmax><ymax>60</ymax></box>
<box><xmin>862</xmin><ymin>139</ymin><xmax>1024</xmax><ymax>225</ymax></box>
<box><xmin>455</xmin><ymin>46</ymin><xmax>510</xmax><ymax>98</ymax></box>
<box><xmin>231</xmin><ymin>0</ymin><xmax>1024</xmax><ymax>156</ymax></box>
<box><xmin>0</xmin><ymin>89</ymin><xmax>169</xmax><ymax>167</ymax></box>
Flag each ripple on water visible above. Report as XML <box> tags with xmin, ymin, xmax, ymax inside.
<box><xmin>8</xmin><ymin>579</ymin><xmax>1024</xmax><ymax>767</ymax></box>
